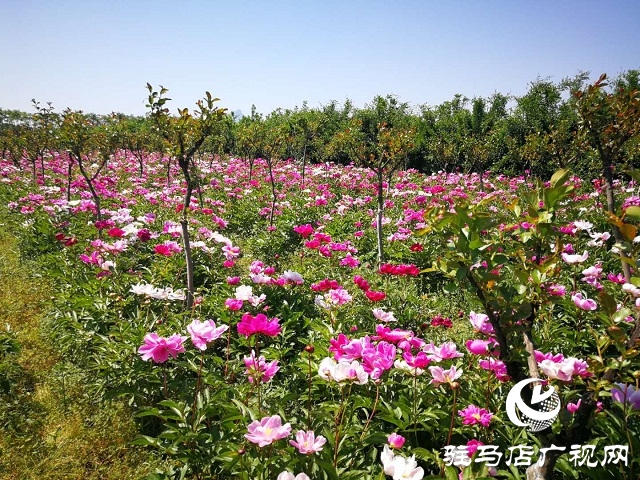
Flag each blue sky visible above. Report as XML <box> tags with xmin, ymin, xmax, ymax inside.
<box><xmin>1</xmin><ymin>0</ymin><xmax>638</xmax><ymax>116</ymax></box>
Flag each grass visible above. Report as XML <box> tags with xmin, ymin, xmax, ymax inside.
<box><xmin>0</xmin><ymin>226</ymin><xmax>162</xmax><ymax>480</ymax></box>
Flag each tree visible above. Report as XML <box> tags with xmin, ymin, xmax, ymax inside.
<box><xmin>335</xmin><ymin>95</ymin><xmax>414</xmax><ymax>265</ymax></box>
<box><xmin>146</xmin><ymin>84</ymin><xmax>227</xmax><ymax>309</ymax></box>
<box><xmin>234</xmin><ymin>116</ymin><xmax>263</xmax><ymax>182</ymax></box>
<box><xmin>59</xmin><ymin>108</ymin><xmax>114</xmax><ymax>223</ymax></box>
<box><xmin>575</xmin><ymin>73</ymin><xmax>640</xmax><ymax>284</ymax></box>
<box><xmin>111</xmin><ymin>113</ymin><xmax>160</xmax><ymax>178</ymax></box>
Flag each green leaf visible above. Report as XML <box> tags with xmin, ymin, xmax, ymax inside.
<box><xmin>445</xmin><ymin>465</ymin><xmax>460</xmax><ymax>480</ymax></box>
<box><xmin>625</xmin><ymin>205</ymin><xmax>640</xmax><ymax>221</ymax></box>
<box><xmin>613</xmin><ymin>307</ymin><xmax>633</xmax><ymax>323</ymax></box>
<box><xmin>514</xmin><ymin>302</ymin><xmax>532</xmax><ymax>320</ymax></box>
<box><xmin>550</xmin><ymin>168</ymin><xmax>570</xmax><ymax>187</ymax></box>
<box><xmin>315</xmin><ymin>458</ymin><xmax>339</xmax><ymax>480</ymax></box>
<box><xmin>598</xmin><ymin>291</ymin><xmax>618</xmax><ymax>316</ymax></box>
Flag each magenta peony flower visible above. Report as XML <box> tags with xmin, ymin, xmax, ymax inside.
<box><xmin>459</xmin><ymin>404</ymin><xmax>493</xmax><ymax>427</ymax></box>
<box><xmin>567</xmin><ymin>399</ymin><xmax>581</xmax><ymax>414</ymax></box>
<box><xmin>365</xmin><ymin>290</ymin><xmax>386</xmax><ymax>302</ymax></box>
<box><xmin>387</xmin><ymin>432</ymin><xmax>406</xmax><ymax>449</ymax></box>
<box><xmin>362</xmin><ymin>341</ymin><xmax>396</xmax><ymax>379</ymax></box>
<box><xmin>465</xmin><ymin>339</ymin><xmax>493</xmax><ymax>355</ymax></box>
<box><xmin>245</xmin><ymin>415</ymin><xmax>291</xmax><ymax>447</ymax></box>
<box><xmin>225</xmin><ymin>298</ymin><xmax>244</xmax><ymax>311</ymax></box>
<box><xmin>402</xmin><ymin>351</ymin><xmax>431</xmax><ymax>369</ymax></box>
<box><xmin>290</xmin><ymin>430</ymin><xmax>327</xmax><ymax>454</ymax></box>
<box><xmin>154</xmin><ymin>240</ymin><xmax>182</xmax><ymax>256</ymax></box>
<box><xmin>467</xmin><ymin>439</ymin><xmax>484</xmax><ymax>456</ymax></box>
<box><xmin>237</xmin><ymin>313</ymin><xmax>282</xmax><ymax>337</ymax></box>
<box><xmin>293</xmin><ymin>224</ymin><xmax>314</xmax><ymax>238</ymax></box>
<box><xmin>138</xmin><ymin>332</ymin><xmax>188</xmax><ymax>363</ymax></box>
<box><xmin>479</xmin><ymin>358</ymin><xmax>510</xmax><ymax>382</ymax></box>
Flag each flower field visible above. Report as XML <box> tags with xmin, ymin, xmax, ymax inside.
<box><xmin>1</xmin><ymin>150</ymin><xmax>639</xmax><ymax>480</ymax></box>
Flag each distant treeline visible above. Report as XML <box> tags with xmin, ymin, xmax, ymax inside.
<box><xmin>1</xmin><ymin>70</ymin><xmax>638</xmax><ymax>180</ymax></box>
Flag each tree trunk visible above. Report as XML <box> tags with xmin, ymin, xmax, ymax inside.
<box><xmin>76</xmin><ymin>155</ymin><xmax>102</xmax><ymax>224</ymax></box>
<box><xmin>301</xmin><ymin>143</ymin><xmax>307</xmax><ymax>186</ymax></box>
<box><xmin>66</xmin><ymin>156</ymin><xmax>73</xmax><ymax>202</ymax></box>
<box><xmin>601</xmin><ymin>147</ymin><xmax>632</xmax><ymax>282</ymax></box>
<box><xmin>267</xmin><ymin>157</ymin><xmax>277</xmax><ymax>227</ymax></box>
<box><xmin>181</xmin><ymin>218</ymin><xmax>195</xmax><ymax>310</ymax></box>
<box><xmin>526</xmin><ymin>454</ymin><xmax>559</xmax><ymax>480</ymax></box>
<box><xmin>376</xmin><ymin>168</ymin><xmax>385</xmax><ymax>266</ymax></box>
<box><xmin>180</xmin><ymin>158</ymin><xmax>195</xmax><ymax>310</ymax></box>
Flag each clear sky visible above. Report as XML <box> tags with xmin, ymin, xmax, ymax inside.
<box><xmin>1</xmin><ymin>0</ymin><xmax>638</xmax><ymax>117</ymax></box>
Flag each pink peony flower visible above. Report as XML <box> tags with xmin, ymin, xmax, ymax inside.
<box><xmin>243</xmin><ymin>350</ymin><xmax>279</xmax><ymax>383</ymax></box>
<box><xmin>225</xmin><ymin>298</ymin><xmax>244</xmax><ymax>311</ymax></box>
<box><xmin>372</xmin><ymin>308</ymin><xmax>397</xmax><ymax>323</ymax></box>
<box><xmin>138</xmin><ymin>332</ymin><xmax>188</xmax><ymax>363</ymax></box>
<box><xmin>237</xmin><ymin>313</ymin><xmax>282</xmax><ymax>338</ymax></box>
<box><xmin>429</xmin><ymin>365</ymin><xmax>462</xmax><ymax>386</ymax></box>
<box><xmin>277</xmin><ymin>473</ymin><xmax>310</xmax><ymax>480</ymax></box>
<box><xmin>187</xmin><ymin>319</ymin><xmax>228</xmax><ymax>350</ymax></box>
<box><xmin>340</xmin><ymin>254</ymin><xmax>360</xmax><ymax>268</ymax></box>
<box><xmin>245</xmin><ymin>415</ymin><xmax>291</xmax><ymax>447</ymax></box>
<box><xmin>571</xmin><ymin>292</ymin><xmax>598</xmax><ymax>311</ymax></box>
<box><xmin>561</xmin><ymin>251</ymin><xmax>589</xmax><ymax>264</ymax></box>
<box><xmin>469</xmin><ymin>311</ymin><xmax>494</xmax><ymax>335</ymax></box>
<box><xmin>479</xmin><ymin>358</ymin><xmax>510</xmax><ymax>382</ymax></box>
<box><xmin>545</xmin><ymin>283</ymin><xmax>566</xmax><ymax>296</ymax></box>
<box><xmin>290</xmin><ymin>430</ymin><xmax>327</xmax><ymax>455</ymax></box>
<box><xmin>424</xmin><ymin>341</ymin><xmax>463</xmax><ymax>362</ymax></box>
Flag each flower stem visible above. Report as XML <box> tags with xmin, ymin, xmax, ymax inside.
<box><xmin>413</xmin><ymin>372</ymin><xmax>419</xmax><ymax>444</ymax></box>
<box><xmin>224</xmin><ymin>326</ymin><xmax>232</xmax><ymax>379</ymax></box>
<box><xmin>191</xmin><ymin>352</ymin><xmax>205</xmax><ymax>429</ymax></box>
<box><xmin>162</xmin><ymin>365</ymin><xmax>168</xmax><ymax>399</ymax></box>
<box><xmin>360</xmin><ymin>382</ymin><xmax>380</xmax><ymax>441</ymax></box>
<box><xmin>307</xmin><ymin>351</ymin><xmax>313</xmax><ymax>430</ymax></box>
<box><xmin>446</xmin><ymin>386</ymin><xmax>457</xmax><ymax>446</ymax></box>
<box><xmin>333</xmin><ymin>384</ymin><xmax>352</xmax><ymax>468</ymax></box>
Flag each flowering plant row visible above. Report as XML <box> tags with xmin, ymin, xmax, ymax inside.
<box><xmin>2</xmin><ymin>151</ymin><xmax>640</xmax><ymax>479</ymax></box>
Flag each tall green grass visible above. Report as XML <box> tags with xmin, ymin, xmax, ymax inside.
<box><xmin>0</xmin><ymin>226</ymin><xmax>161</xmax><ymax>480</ymax></box>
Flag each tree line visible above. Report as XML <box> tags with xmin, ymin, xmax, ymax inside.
<box><xmin>1</xmin><ymin>70</ymin><xmax>638</xmax><ymax>184</ymax></box>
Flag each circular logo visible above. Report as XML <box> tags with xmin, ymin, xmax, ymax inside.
<box><xmin>506</xmin><ymin>378</ymin><xmax>560</xmax><ymax>432</ymax></box>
